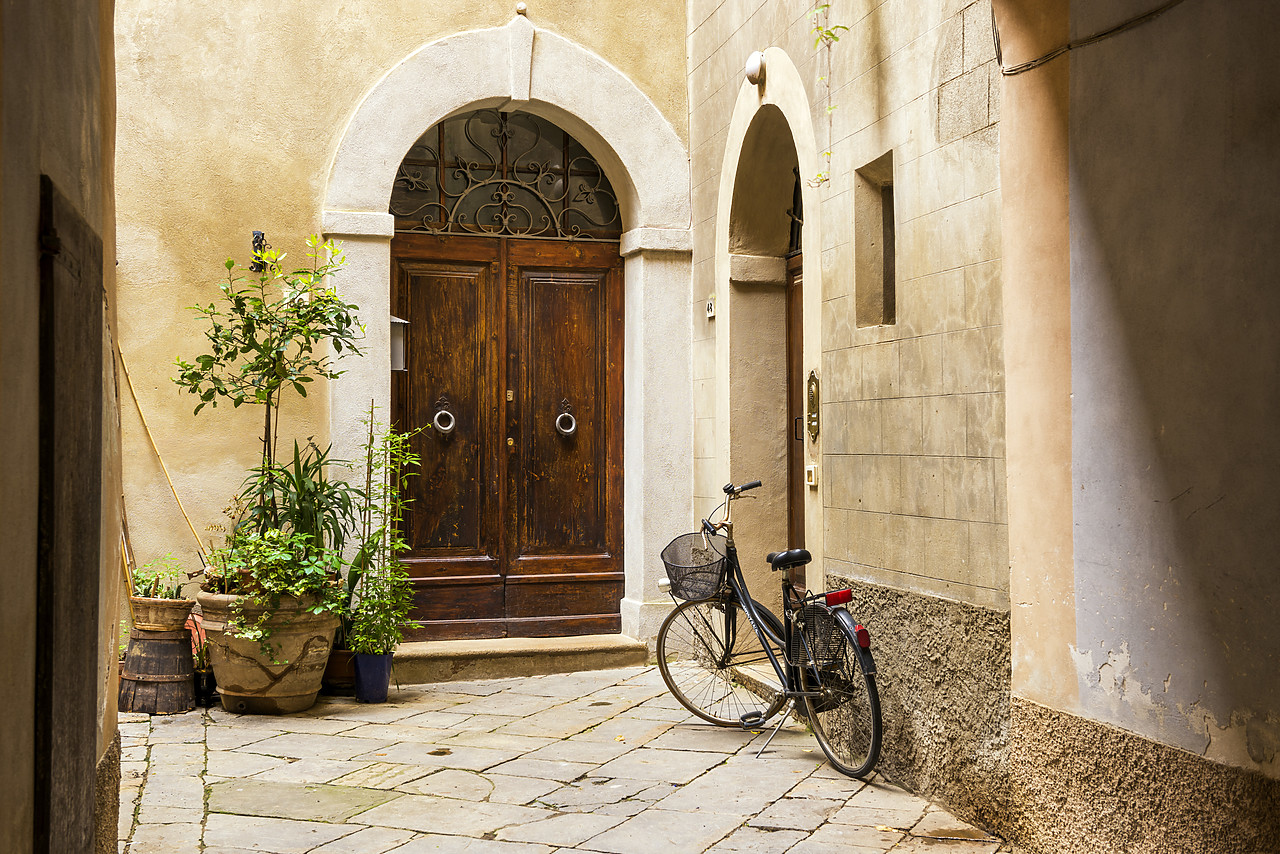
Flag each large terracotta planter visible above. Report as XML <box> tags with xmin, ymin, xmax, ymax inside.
<box><xmin>196</xmin><ymin>591</ymin><xmax>339</xmax><ymax>714</ymax></box>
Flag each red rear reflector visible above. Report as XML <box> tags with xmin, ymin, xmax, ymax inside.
<box><xmin>825</xmin><ymin>588</ymin><xmax>853</xmax><ymax>607</ymax></box>
<box><xmin>854</xmin><ymin>624</ymin><xmax>871</xmax><ymax>649</ymax></box>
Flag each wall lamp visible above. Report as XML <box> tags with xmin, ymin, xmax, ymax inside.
<box><xmin>390</xmin><ymin>315</ymin><xmax>410</xmax><ymax>372</ymax></box>
<box><xmin>745</xmin><ymin>51</ymin><xmax>766</xmax><ymax>86</ymax></box>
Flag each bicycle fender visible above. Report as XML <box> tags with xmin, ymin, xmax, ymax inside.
<box><xmin>832</xmin><ymin>607</ymin><xmax>877</xmax><ymax>675</ymax></box>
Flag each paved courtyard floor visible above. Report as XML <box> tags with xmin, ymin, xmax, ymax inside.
<box><xmin>119</xmin><ymin>665</ymin><xmax>1008</xmax><ymax>853</ymax></box>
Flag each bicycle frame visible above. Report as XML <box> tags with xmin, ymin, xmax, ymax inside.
<box><xmin>659</xmin><ymin>481</ymin><xmax>883</xmax><ymax>776</ymax></box>
<box><xmin>708</xmin><ymin>490</ymin><xmax>830</xmax><ymax>706</ymax></box>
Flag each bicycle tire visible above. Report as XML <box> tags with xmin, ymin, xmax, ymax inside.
<box><xmin>657</xmin><ymin>597</ymin><xmax>788</xmax><ymax>726</ymax></box>
<box><xmin>799</xmin><ymin>617</ymin><xmax>882</xmax><ymax>778</ymax></box>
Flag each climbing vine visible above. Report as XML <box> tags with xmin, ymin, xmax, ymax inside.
<box><xmin>808</xmin><ymin>4</ymin><xmax>848</xmax><ymax>187</ymax></box>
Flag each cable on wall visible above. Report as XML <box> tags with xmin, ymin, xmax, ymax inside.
<box><xmin>992</xmin><ymin>0</ymin><xmax>1192</xmax><ymax>76</ymax></box>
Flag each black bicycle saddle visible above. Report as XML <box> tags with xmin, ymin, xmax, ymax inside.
<box><xmin>766</xmin><ymin>548</ymin><xmax>811</xmax><ymax>571</ymax></box>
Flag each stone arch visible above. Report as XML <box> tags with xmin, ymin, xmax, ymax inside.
<box><xmin>324</xmin><ymin>15</ymin><xmax>688</xmax><ymax>232</ymax></box>
<box><xmin>714</xmin><ymin>48</ymin><xmax>825</xmax><ymax>586</ymax></box>
<box><xmin>321</xmin><ymin>16</ymin><xmax>694</xmax><ymax>643</ymax></box>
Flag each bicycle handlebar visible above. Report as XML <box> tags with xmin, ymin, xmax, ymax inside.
<box><xmin>722</xmin><ymin>480</ymin><xmax>762</xmax><ymax>496</ymax></box>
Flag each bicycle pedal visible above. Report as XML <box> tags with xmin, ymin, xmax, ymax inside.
<box><xmin>738</xmin><ymin>711</ymin><xmax>765</xmax><ymax>729</ymax></box>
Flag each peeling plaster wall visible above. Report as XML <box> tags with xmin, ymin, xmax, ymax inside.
<box><xmin>831</xmin><ymin>576</ymin><xmax>1011</xmax><ymax>832</ymax></box>
<box><xmin>1068</xmin><ymin>0</ymin><xmax>1280</xmax><ymax>777</ymax></box>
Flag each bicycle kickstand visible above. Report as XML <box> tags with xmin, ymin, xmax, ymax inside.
<box><xmin>753</xmin><ymin>700</ymin><xmax>794</xmax><ymax>759</ymax></box>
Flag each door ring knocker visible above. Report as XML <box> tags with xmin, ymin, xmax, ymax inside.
<box><xmin>432</xmin><ymin>396</ymin><xmax>456</xmax><ymax>436</ymax></box>
<box><xmin>555</xmin><ymin>411</ymin><xmax>577</xmax><ymax>437</ymax></box>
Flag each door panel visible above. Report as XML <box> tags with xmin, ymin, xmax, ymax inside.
<box><xmin>505</xmin><ymin>240</ymin><xmax>624</xmax><ymax>635</ymax></box>
<box><xmin>404</xmin><ymin>262</ymin><xmax>492</xmax><ymax>555</ymax></box>
<box><xmin>392</xmin><ymin>234</ymin><xmax>623</xmax><ymax>640</ymax></box>
<box><xmin>393</xmin><ymin>236</ymin><xmax>504</xmax><ymax>636</ymax></box>
<box><xmin>786</xmin><ymin>253</ymin><xmax>806</xmax><ymax>590</ymax></box>
<box><xmin>520</xmin><ymin>269</ymin><xmax>605</xmax><ymax>553</ymax></box>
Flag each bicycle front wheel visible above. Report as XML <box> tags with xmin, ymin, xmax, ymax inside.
<box><xmin>800</xmin><ymin>619</ymin><xmax>882</xmax><ymax>778</ymax></box>
<box><xmin>657</xmin><ymin>597</ymin><xmax>787</xmax><ymax>726</ymax></box>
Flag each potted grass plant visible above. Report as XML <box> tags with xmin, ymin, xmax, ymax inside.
<box><xmin>175</xmin><ymin>235</ymin><xmax>365</xmax><ymax>714</ymax></box>
<box><xmin>128</xmin><ymin>554</ymin><xmax>196</xmax><ymax>631</ymax></box>
<box><xmin>186</xmin><ymin>610</ymin><xmax>217</xmax><ymax>707</ymax></box>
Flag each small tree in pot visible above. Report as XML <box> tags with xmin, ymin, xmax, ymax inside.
<box><xmin>175</xmin><ymin>236</ymin><xmax>364</xmax><ymax>714</ymax></box>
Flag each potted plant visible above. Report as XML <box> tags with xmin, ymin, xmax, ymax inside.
<box><xmin>174</xmin><ymin>235</ymin><xmax>364</xmax><ymax>714</ymax></box>
<box><xmin>200</xmin><ymin>527</ymin><xmax>346</xmax><ymax>712</ymax></box>
<box><xmin>120</xmin><ymin>554</ymin><xmax>199</xmax><ymax>714</ymax></box>
<box><xmin>347</xmin><ymin>563</ymin><xmax>413</xmax><ymax>703</ymax></box>
<box><xmin>128</xmin><ymin>554</ymin><xmax>196</xmax><ymax>631</ymax></box>
<box><xmin>186</xmin><ymin>611</ymin><xmax>217</xmax><ymax>707</ymax></box>
<box><xmin>342</xmin><ymin>406</ymin><xmax>418</xmax><ymax>703</ymax></box>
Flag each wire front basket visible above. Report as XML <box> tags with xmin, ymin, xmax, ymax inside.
<box><xmin>790</xmin><ymin>603</ymin><xmax>842</xmax><ymax>667</ymax></box>
<box><xmin>660</xmin><ymin>531</ymin><xmax>728</xmax><ymax>601</ymax></box>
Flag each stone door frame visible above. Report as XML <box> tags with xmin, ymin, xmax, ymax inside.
<box><xmin>715</xmin><ymin>48</ymin><xmax>827</xmax><ymax>583</ymax></box>
<box><xmin>321</xmin><ymin>16</ymin><xmax>693</xmax><ymax>643</ymax></box>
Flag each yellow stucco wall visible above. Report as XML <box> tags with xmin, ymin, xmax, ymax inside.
<box><xmin>114</xmin><ymin>0</ymin><xmax>689</xmax><ymax>569</ymax></box>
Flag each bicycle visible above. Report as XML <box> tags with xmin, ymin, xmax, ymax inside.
<box><xmin>655</xmin><ymin>479</ymin><xmax>882</xmax><ymax>778</ymax></box>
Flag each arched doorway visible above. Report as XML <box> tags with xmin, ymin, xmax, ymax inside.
<box><xmin>726</xmin><ymin>106</ymin><xmax>805</xmax><ymax>597</ymax></box>
<box><xmin>390</xmin><ymin>109</ymin><xmax>624</xmax><ymax>640</ymax></box>
<box><xmin>322</xmin><ymin>17</ymin><xmax>695</xmax><ymax>644</ymax></box>
<box><xmin>713</xmin><ymin>49</ymin><xmax>826</xmax><ymax>598</ymax></box>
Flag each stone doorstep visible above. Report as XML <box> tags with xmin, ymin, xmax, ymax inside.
<box><xmin>391</xmin><ymin>633</ymin><xmax>649</xmax><ymax>684</ymax></box>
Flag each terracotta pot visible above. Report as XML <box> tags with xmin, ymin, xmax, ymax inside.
<box><xmin>196</xmin><ymin>591</ymin><xmax>339</xmax><ymax>714</ymax></box>
<box><xmin>322</xmin><ymin>648</ymin><xmax>356</xmax><ymax>696</ymax></box>
<box><xmin>193</xmin><ymin>669</ymin><xmax>218</xmax><ymax>707</ymax></box>
<box><xmin>130</xmin><ymin>596</ymin><xmax>195</xmax><ymax>632</ymax></box>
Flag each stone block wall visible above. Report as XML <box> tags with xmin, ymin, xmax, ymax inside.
<box><xmin>689</xmin><ymin>0</ymin><xmax>1008</xmax><ymax>826</ymax></box>
<box><xmin>690</xmin><ymin>0</ymin><xmax>1007</xmax><ymax>609</ymax></box>
<box><xmin>819</xmin><ymin>0</ymin><xmax>1005</xmax><ymax>611</ymax></box>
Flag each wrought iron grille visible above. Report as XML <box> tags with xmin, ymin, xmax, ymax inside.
<box><xmin>390</xmin><ymin>110</ymin><xmax>622</xmax><ymax>241</ymax></box>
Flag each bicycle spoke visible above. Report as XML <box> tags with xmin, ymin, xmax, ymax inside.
<box><xmin>657</xmin><ymin>598</ymin><xmax>787</xmax><ymax>726</ymax></box>
<box><xmin>800</xmin><ymin>615</ymin><xmax>881</xmax><ymax>778</ymax></box>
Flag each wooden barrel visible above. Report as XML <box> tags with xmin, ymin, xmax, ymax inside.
<box><xmin>118</xmin><ymin>627</ymin><xmax>195</xmax><ymax>715</ymax></box>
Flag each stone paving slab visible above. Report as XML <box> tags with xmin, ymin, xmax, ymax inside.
<box><xmin>202</xmin><ymin>814</ymin><xmax>362</xmax><ymax>853</ymax></box>
<box><xmin>208</xmin><ymin>778</ymin><xmax>401</xmax><ymax>822</ymax></box>
<box><xmin>356</xmin><ymin>794</ymin><xmax>555</xmax><ymax>836</ymax></box>
<box><xmin>120</xmin><ymin>664</ymin><xmax>1006</xmax><ymax>854</ymax></box>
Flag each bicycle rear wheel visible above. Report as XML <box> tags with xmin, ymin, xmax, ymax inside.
<box><xmin>799</xmin><ymin>618</ymin><xmax>882</xmax><ymax>778</ymax></box>
<box><xmin>657</xmin><ymin>597</ymin><xmax>787</xmax><ymax>726</ymax></box>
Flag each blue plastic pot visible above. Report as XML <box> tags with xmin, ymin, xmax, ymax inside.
<box><xmin>352</xmin><ymin>652</ymin><xmax>393</xmax><ymax>703</ymax></box>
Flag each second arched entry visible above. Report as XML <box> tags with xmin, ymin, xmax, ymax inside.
<box><xmin>724</xmin><ymin>107</ymin><xmax>806</xmax><ymax>598</ymax></box>
<box><xmin>391</xmin><ymin>110</ymin><xmax>624</xmax><ymax>641</ymax></box>
<box><xmin>713</xmin><ymin>49</ymin><xmax>826</xmax><ymax>598</ymax></box>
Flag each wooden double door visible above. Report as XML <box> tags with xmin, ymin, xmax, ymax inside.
<box><xmin>391</xmin><ymin>233</ymin><xmax>624</xmax><ymax>640</ymax></box>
